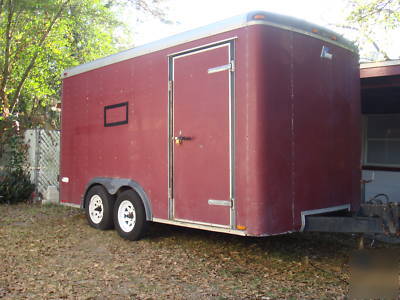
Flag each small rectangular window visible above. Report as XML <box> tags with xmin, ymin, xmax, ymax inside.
<box><xmin>364</xmin><ymin>115</ymin><xmax>400</xmax><ymax>167</ymax></box>
<box><xmin>104</xmin><ymin>102</ymin><xmax>128</xmax><ymax>127</ymax></box>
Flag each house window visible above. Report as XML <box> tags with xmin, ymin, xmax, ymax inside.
<box><xmin>364</xmin><ymin>114</ymin><xmax>400</xmax><ymax>167</ymax></box>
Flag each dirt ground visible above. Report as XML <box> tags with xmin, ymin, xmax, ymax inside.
<box><xmin>0</xmin><ymin>203</ymin><xmax>398</xmax><ymax>299</ymax></box>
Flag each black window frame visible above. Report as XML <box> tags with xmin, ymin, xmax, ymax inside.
<box><xmin>104</xmin><ymin>102</ymin><xmax>129</xmax><ymax>127</ymax></box>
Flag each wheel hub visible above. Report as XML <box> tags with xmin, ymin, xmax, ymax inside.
<box><xmin>118</xmin><ymin>200</ymin><xmax>136</xmax><ymax>232</ymax></box>
<box><xmin>88</xmin><ymin>195</ymin><xmax>103</xmax><ymax>224</ymax></box>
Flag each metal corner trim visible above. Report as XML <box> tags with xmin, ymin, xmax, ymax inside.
<box><xmin>247</xmin><ymin>20</ymin><xmax>357</xmax><ymax>53</ymax></box>
<box><xmin>60</xmin><ymin>202</ymin><xmax>81</xmax><ymax>209</ymax></box>
<box><xmin>62</xmin><ymin>15</ymin><xmax>248</xmax><ymax>79</ymax></box>
<box><xmin>300</xmin><ymin>204</ymin><xmax>351</xmax><ymax>232</ymax></box>
<box><xmin>152</xmin><ymin>218</ymin><xmax>247</xmax><ymax>236</ymax></box>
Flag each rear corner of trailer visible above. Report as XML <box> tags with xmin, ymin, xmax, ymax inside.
<box><xmin>59</xmin><ymin>69</ymin><xmax>91</xmax><ymax>208</ymax></box>
<box><xmin>288</xmin><ymin>22</ymin><xmax>362</xmax><ymax>230</ymax></box>
<box><xmin>59</xmin><ymin>72</ymin><xmax>75</xmax><ymax>207</ymax></box>
<box><xmin>241</xmin><ymin>12</ymin><xmax>361</xmax><ymax>235</ymax></box>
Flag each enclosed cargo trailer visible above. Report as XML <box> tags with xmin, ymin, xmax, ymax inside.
<box><xmin>60</xmin><ymin>11</ymin><xmax>363</xmax><ymax>240</ymax></box>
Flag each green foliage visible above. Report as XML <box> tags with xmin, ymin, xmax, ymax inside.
<box><xmin>0</xmin><ymin>169</ymin><xmax>35</xmax><ymax>204</ymax></box>
<box><xmin>0</xmin><ymin>0</ymin><xmax>123</xmax><ymax>128</ymax></box>
<box><xmin>342</xmin><ymin>0</ymin><xmax>400</xmax><ymax>61</ymax></box>
<box><xmin>3</xmin><ymin>133</ymin><xmax>27</xmax><ymax>172</ymax></box>
<box><xmin>0</xmin><ymin>118</ymin><xmax>34</xmax><ymax>204</ymax></box>
<box><xmin>0</xmin><ymin>0</ymin><xmax>168</xmax><ymax>203</ymax></box>
<box><xmin>0</xmin><ymin>0</ymin><xmax>168</xmax><ymax>129</ymax></box>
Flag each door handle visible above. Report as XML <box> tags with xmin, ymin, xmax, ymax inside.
<box><xmin>173</xmin><ymin>136</ymin><xmax>192</xmax><ymax>145</ymax></box>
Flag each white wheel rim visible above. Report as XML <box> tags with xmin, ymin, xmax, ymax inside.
<box><xmin>118</xmin><ymin>200</ymin><xmax>136</xmax><ymax>232</ymax></box>
<box><xmin>88</xmin><ymin>195</ymin><xmax>104</xmax><ymax>224</ymax></box>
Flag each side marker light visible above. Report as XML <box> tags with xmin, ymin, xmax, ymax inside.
<box><xmin>253</xmin><ymin>14</ymin><xmax>266</xmax><ymax>20</ymax></box>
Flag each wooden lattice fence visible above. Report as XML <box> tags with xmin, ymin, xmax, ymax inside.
<box><xmin>25</xmin><ymin>129</ymin><xmax>60</xmax><ymax>200</ymax></box>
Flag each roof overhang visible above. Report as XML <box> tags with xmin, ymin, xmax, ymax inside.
<box><xmin>360</xmin><ymin>60</ymin><xmax>400</xmax><ymax>79</ymax></box>
<box><xmin>360</xmin><ymin>60</ymin><xmax>400</xmax><ymax>114</ymax></box>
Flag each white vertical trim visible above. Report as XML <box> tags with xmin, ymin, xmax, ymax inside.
<box><xmin>228</xmin><ymin>41</ymin><xmax>236</xmax><ymax>230</ymax></box>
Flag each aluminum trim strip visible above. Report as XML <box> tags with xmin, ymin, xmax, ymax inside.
<box><xmin>172</xmin><ymin>43</ymin><xmax>229</xmax><ymax>61</ymax></box>
<box><xmin>168</xmin><ymin>38</ymin><xmax>236</xmax><ymax>57</ymax></box>
<box><xmin>152</xmin><ymin>218</ymin><xmax>246</xmax><ymax>235</ymax></box>
<box><xmin>228</xmin><ymin>41</ymin><xmax>236</xmax><ymax>230</ymax></box>
<box><xmin>60</xmin><ymin>202</ymin><xmax>81</xmax><ymax>209</ymax></box>
<box><xmin>62</xmin><ymin>13</ymin><xmax>356</xmax><ymax>78</ymax></box>
<box><xmin>63</xmin><ymin>18</ymin><xmax>247</xmax><ymax>78</ymax></box>
<box><xmin>174</xmin><ymin>218</ymin><xmax>230</xmax><ymax>228</ymax></box>
<box><xmin>170</xmin><ymin>40</ymin><xmax>234</xmax><ymax>229</ymax></box>
<box><xmin>208</xmin><ymin>199</ymin><xmax>231</xmax><ymax>206</ymax></box>
<box><xmin>300</xmin><ymin>204</ymin><xmax>351</xmax><ymax>232</ymax></box>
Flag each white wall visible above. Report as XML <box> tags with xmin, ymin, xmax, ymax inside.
<box><xmin>362</xmin><ymin>170</ymin><xmax>400</xmax><ymax>202</ymax></box>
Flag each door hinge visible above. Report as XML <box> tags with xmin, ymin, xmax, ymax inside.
<box><xmin>168</xmin><ymin>80</ymin><xmax>173</xmax><ymax>92</ymax></box>
<box><xmin>230</xmin><ymin>60</ymin><xmax>235</xmax><ymax>72</ymax></box>
<box><xmin>168</xmin><ymin>187</ymin><xmax>172</xmax><ymax>199</ymax></box>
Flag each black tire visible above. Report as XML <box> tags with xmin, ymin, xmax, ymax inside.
<box><xmin>85</xmin><ymin>185</ymin><xmax>114</xmax><ymax>230</ymax></box>
<box><xmin>113</xmin><ymin>190</ymin><xmax>148</xmax><ymax>241</ymax></box>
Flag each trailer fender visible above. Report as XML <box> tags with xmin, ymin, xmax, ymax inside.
<box><xmin>83</xmin><ymin>177</ymin><xmax>153</xmax><ymax>221</ymax></box>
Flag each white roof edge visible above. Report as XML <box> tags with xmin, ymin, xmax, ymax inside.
<box><xmin>360</xmin><ymin>60</ymin><xmax>400</xmax><ymax>69</ymax></box>
<box><xmin>62</xmin><ymin>13</ymin><xmax>248</xmax><ymax>78</ymax></box>
<box><xmin>63</xmin><ymin>11</ymin><xmax>356</xmax><ymax>79</ymax></box>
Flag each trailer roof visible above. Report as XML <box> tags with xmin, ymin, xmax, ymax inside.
<box><xmin>63</xmin><ymin>11</ymin><xmax>357</xmax><ymax>78</ymax></box>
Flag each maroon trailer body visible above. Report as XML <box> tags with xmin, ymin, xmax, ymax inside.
<box><xmin>60</xmin><ymin>11</ymin><xmax>361</xmax><ymax>240</ymax></box>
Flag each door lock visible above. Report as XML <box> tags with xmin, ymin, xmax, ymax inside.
<box><xmin>173</xmin><ymin>136</ymin><xmax>192</xmax><ymax>145</ymax></box>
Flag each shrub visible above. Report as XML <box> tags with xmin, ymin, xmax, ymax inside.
<box><xmin>0</xmin><ymin>118</ymin><xmax>35</xmax><ymax>204</ymax></box>
<box><xmin>0</xmin><ymin>169</ymin><xmax>35</xmax><ymax>204</ymax></box>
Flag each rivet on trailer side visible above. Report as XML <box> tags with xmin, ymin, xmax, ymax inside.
<box><xmin>60</xmin><ymin>11</ymin><xmax>400</xmax><ymax>240</ymax></box>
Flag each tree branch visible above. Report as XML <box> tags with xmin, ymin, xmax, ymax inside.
<box><xmin>10</xmin><ymin>0</ymin><xmax>70</xmax><ymax>114</ymax></box>
<box><xmin>369</xmin><ymin>37</ymin><xmax>390</xmax><ymax>60</ymax></box>
<box><xmin>330</xmin><ymin>23</ymin><xmax>359</xmax><ymax>31</ymax></box>
<box><xmin>0</xmin><ymin>0</ymin><xmax>14</xmax><ymax>116</ymax></box>
<box><xmin>355</xmin><ymin>0</ymin><xmax>395</xmax><ymax>20</ymax></box>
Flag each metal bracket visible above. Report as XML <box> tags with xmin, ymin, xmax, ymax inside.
<box><xmin>207</xmin><ymin>61</ymin><xmax>235</xmax><ymax>74</ymax></box>
<box><xmin>230</xmin><ymin>60</ymin><xmax>235</xmax><ymax>72</ymax></box>
<box><xmin>208</xmin><ymin>199</ymin><xmax>232</xmax><ymax>206</ymax></box>
<box><xmin>168</xmin><ymin>80</ymin><xmax>173</xmax><ymax>92</ymax></box>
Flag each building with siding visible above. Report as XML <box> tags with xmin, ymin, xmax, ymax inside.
<box><xmin>361</xmin><ymin>60</ymin><xmax>400</xmax><ymax>202</ymax></box>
